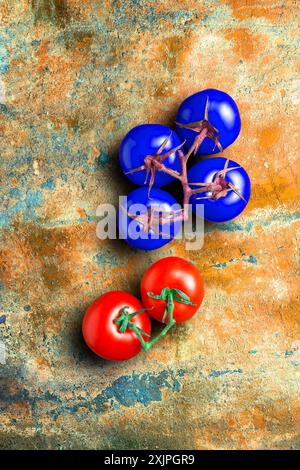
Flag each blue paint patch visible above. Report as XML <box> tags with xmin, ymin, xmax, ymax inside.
<box><xmin>31</xmin><ymin>39</ymin><xmax>41</xmax><ymax>47</ymax></box>
<box><xmin>0</xmin><ymin>44</ymin><xmax>9</xmax><ymax>73</ymax></box>
<box><xmin>41</xmin><ymin>178</ymin><xmax>55</xmax><ymax>190</ymax></box>
<box><xmin>60</xmin><ymin>173</ymin><xmax>68</xmax><ymax>182</ymax></box>
<box><xmin>94</xmin><ymin>370</ymin><xmax>185</xmax><ymax>411</ymax></box>
<box><xmin>0</xmin><ymin>211</ymin><xmax>11</xmax><ymax>228</ymax></box>
<box><xmin>285</xmin><ymin>350</ymin><xmax>295</xmax><ymax>357</ymax></box>
<box><xmin>0</xmin><ymin>187</ymin><xmax>45</xmax><ymax>228</ymax></box>
<box><xmin>10</xmin><ymin>200</ymin><xmax>24</xmax><ymax>214</ymax></box>
<box><xmin>51</xmin><ymin>131</ymin><xmax>70</xmax><ymax>154</ymax></box>
<box><xmin>25</xmin><ymin>190</ymin><xmax>43</xmax><ymax>208</ymax></box>
<box><xmin>211</xmin><ymin>261</ymin><xmax>227</xmax><ymax>269</ymax></box>
<box><xmin>23</xmin><ymin>305</ymin><xmax>31</xmax><ymax>312</ymax></box>
<box><xmin>9</xmin><ymin>188</ymin><xmax>21</xmax><ymax>199</ymax></box>
<box><xmin>208</xmin><ymin>369</ymin><xmax>243</xmax><ymax>378</ymax></box>
<box><xmin>244</xmin><ymin>255</ymin><xmax>257</xmax><ymax>264</ymax></box>
<box><xmin>211</xmin><ymin>258</ymin><xmax>238</xmax><ymax>268</ymax></box>
<box><xmin>0</xmin><ymin>315</ymin><xmax>6</xmax><ymax>324</ymax></box>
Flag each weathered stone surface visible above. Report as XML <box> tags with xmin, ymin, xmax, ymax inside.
<box><xmin>0</xmin><ymin>0</ymin><xmax>299</xmax><ymax>450</ymax></box>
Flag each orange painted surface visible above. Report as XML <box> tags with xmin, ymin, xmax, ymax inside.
<box><xmin>0</xmin><ymin>0</ymin><xmax>299</xmax><ymax>450</ymax></box>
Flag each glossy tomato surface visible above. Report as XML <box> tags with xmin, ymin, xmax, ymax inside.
<box><xmin>118</xmin><ymin>187</ymin><xmax>182</xmax><ymax>251</ymax></box>
<box><xmin>119</xmin><ymin>124</ymin><xmax>183</xmax><ymax>186</ymax></box>
<box><xmin>188</xmin><ymin>157</ymin><xmax>251</xmax><ymax>223</ymax></box>
<box><xmin>141</xmin><ymin>257</ymin><xmax>204</xmax><ymax>323</ymax></box>
<box><xmin>82</xmin><ymin>291</ymin><xmax>151</xmax><ymax>361</ymax></box>
<box><xmin>176</xmin><ymin>89</ymin><xmax>241</xmax><ymax>155</ymax></box>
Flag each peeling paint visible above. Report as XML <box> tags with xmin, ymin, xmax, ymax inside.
<box><xmin>0</xmin><ymin>0</ymin><xmax>299</xmax><ymax>451</ymax></box>
<box><xmin>95</xmin><ymin>370</ymin><xmax>184</xmax><ymax>411</ymax></box>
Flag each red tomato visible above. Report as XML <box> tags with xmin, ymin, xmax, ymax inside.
<box><xmin>82</xmin><ymin>291</ymin><xmax>151</xmax><ymax>361</ymax></box>
<box><xmin>141</xmin><ymin>257</ymin><xmax>204</xmax><ymax>323</ymax></box>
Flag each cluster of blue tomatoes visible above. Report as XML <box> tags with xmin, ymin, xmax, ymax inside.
<box><xmin>118</xmin><ymin>89</ymin><xmax>251</xmax><ymax>250</ymax></box>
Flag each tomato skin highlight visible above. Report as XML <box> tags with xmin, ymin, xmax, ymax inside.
<box><xmin>141</xmin><ymin>257</ymin><xmax>204</xmax><ymax>323</ymax></box>
<box><xmin>176</xmin><ymin>89</ymin><xmax>241</xmax><ymax>155</ymax></box>
<box><xmin>82</xmin><ymin>291</ymin><xmax>151</xmax><ymax>361</ymax></box>
<box><xmin>119</xmin><ymin>124</ymin><xmax>183</xmax><ymax>187</ymax></box>
<box><xmin>188</xmin><ymin>157</ymin><xmax>251</xmax><ymax>223</ymax></box>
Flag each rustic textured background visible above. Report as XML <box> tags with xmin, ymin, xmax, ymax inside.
<box><xmin>0</xmin><ymin>0</ymin><xmax>299</xmax><ymax>450</ymax></box>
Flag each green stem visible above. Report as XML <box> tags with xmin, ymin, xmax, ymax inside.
<box><xmin>114</xmin><ymin>287</ymin><xmax>195</xmax><ymax>352</ymax></box>
<box><xmin>142</xmin><ymin>289</ymin><xmax>177</xmax><ymax>351</ymax></box>
<box><xmin>127</xmin><ymin>322</ymin><xmax>149</xmax><ymax>350</ymax></box>
<box><xmin>142</xmin><ymin>317</ymin><xmax>176</xmax><ymax>351</ymax></box>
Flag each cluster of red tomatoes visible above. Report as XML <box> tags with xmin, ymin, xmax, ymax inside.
<box><xmin>82</xmin><ymin>257</ymin><xmax>204</xmax><ymax>360</ymax></box>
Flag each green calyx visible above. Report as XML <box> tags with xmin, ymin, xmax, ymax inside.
<box><xmin>148</xmin><ymin>287</ymin><xmax>196</xmax><ymax>322</ymax></box>
<box><xmin>114</xmin><ymin>288</ymin><xmax>195</xmax><ymax>352</ymax></box>
<box><xmin>114</xmin><ymin>306</ymin><xmax>150</xmax><ymax>336</ymax></box>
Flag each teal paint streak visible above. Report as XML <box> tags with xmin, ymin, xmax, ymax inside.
<box><xmin>93</xmin><ymin>252</ymin><xmax>124</xmax><ymax>266</ymax></box>
<box><xmin>275</xmin><ymin>349</ymin><xmax>298</xmax><ymax>359</ymax></box>
<box><xmin>211</xmin><ymin>254</ymin><xmax>257</xmax><ymax>268</ymax></box>
<box><xmin>211</xmin><ymin>261</ymin><xmax>228</xmax><ymax>268</ymax></box>
<box><xmin>208</xmin><ymin>369</ymin><xmax>243</xmax><ymax>378</ymax></box>
<box><xmin>285</xmin><ymin>350</ymin><xmax>295</xmax><ymax>357</ymax></box>
<box><xmin>207</xmin><ymin>211</ymin><xmax>300</xmax><ymax>234</ymax></box>
<box><xmin>207</xmin><ymin>221</ymin><xmax>245</xmax><ymax>233</ymax></box>
<box><xmin>249</xmin><ymin>349</ymin><xmax>257</xmax><ymax>355</ymax></box>
<box><xmin>96</xmin><ymin>149</ymin><xmax>109</xmax><ymax>168</ymax></box>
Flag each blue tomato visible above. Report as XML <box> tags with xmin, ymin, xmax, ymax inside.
<box><xmin>118</xmin><ymin>187</ymin><xmax>182</xmax><ymax>250</ymax></box>
<box><xmin>119</xmin><ymin>124</ymin><xmax>183</xmax><ymax>187</ymax></box>
<box><xmin>176</xmin><ymin>89</ymin><xmax>241</xmax><ymax>156</ymax></box>
<box><xmin>188</xmin><ymin>157</ymin><xmax>251</xmax><ymax>223</ymax></box>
